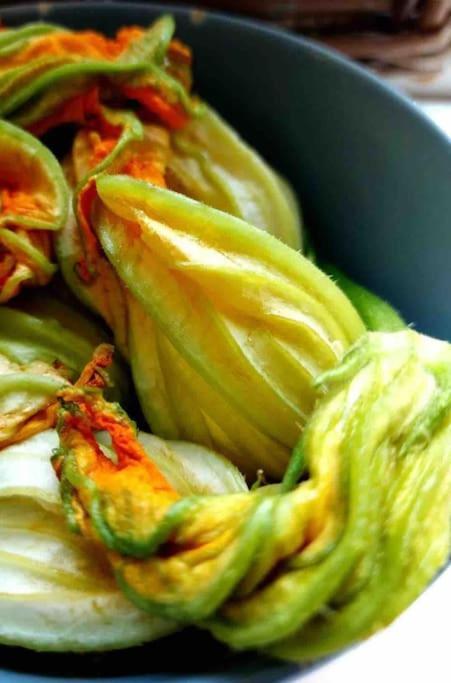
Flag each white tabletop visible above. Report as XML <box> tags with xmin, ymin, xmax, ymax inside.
<box><xmin>422</xmin><ymin>101</ymin><xmax>451</xmax><ymax>138</ymax></box>
<box><xmin>294</xmin><ymin>567</ymin><xmax>451</xmax><ymax>683</ymax></box>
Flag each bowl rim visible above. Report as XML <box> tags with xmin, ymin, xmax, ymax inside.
<box><xmin>0</xmin><ymin>3</ymin><xmax>449</xmax><ymax>683</ymax></box>
<box><xmin>2</xmin><ymin>0</ymin><xmax>450</xmax><ymax>154</ymax></box>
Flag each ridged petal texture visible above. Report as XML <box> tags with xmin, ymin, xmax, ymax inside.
<box><xmin>0</xmin><ymin>427</ymin><xmax>246</xmax><ymax>651</ymax></box>
<box><xmin>90</xmin><ymin>175</ymin><xmax>363</xmax><ymax>477</ymax></box>
<box><xmin>0</xmin><ymin>314</ymin><xmax>246</xmax><ymax>652</ymax></box>
<box><xmin>56</xmin><ymin>329</ymin><xmax>451</xmax><ymax>661</ymax></box>
<box><xmin>0</xmin><ymin>290</ymin><xmax>129</xmax><ymax>409</ymax></box>
<box><xmin>168</xmin><ymin>104</ymin><xmax>302</xmax><ymax>247</ymax></box>
<box><xmin>56</xmin><ymin>104</ymin><xmax>302</xmax><ymax>354</ymax></box>
<box><xmin>52</xmin><ymin>92</ymin><xmax>309</xmax><ymax>477</ymax></box>
<box><xmin>0</xmin><ymin>429</ymin><xmax>175</xmax><ymax>652</ymax></box>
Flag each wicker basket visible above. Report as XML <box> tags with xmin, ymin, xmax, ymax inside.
<box><xmin>178</xmin><ymin>1</ymin><xmax>450</xmax><ymax>31</ymax></box>
<box><xmin>178</xmin><ymin>1</ymin><xmax>451</xmax><ymax>95</ymax></box>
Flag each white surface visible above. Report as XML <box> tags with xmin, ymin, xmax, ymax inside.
<box><xmin>422</xmin><ymin>100</ymin><xmax>451</xmax><ymax>138</ymax></box>
<box><xmin>293</xmin><ymin>567</ymin><xmax>451</xmax><ymax>683</ymax></box>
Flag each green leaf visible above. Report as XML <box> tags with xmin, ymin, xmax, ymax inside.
<box><xmin>326</xmin><ymin>265</ymin><xmax>406</xmax><ymax>332</ymax></box>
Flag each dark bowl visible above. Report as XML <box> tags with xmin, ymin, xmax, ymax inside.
<box><xmin>1</xmin><ymin>2</ymin><xmax>451</xmax><ymax>682</ymax></box>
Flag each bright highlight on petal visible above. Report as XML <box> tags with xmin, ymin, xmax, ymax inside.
<box><xmin>94</xmin><ymin>176</ymin><xmax>363</xmax><ymax>476</ymax></box>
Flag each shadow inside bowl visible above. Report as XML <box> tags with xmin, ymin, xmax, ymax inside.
<box><xmin>0</xmin><ymin>629</ymin><xmax>307</xmax><ymax>681</ymax></box>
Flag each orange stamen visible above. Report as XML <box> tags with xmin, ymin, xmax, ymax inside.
<box><xmin>1</xmin><ymin>189</ymin><xmax>43</xmax><ymax>218</ymax></box>
<box><xmin>29</xmin><ymin>87</ymin><xmax>121</xmax><ymax>138</ymax></box>
<box><xmin>121</xmin><ymin>84</ymin><xmax>189</xmax><ymax>130</ymax></box>
<box><xmin>121</xmin><ymin>157</ymin><xmax>166</xmax><ymax>186</ymax></box>
<box><xmin>59</xmin><ymin>344</ymin><xmax>176</xmax><ymax>494</ymax></box>
<box><xmin>1</xmin><ymin>27</ymin><xmax>145</xmax><ymax>69</ymax></box>
<box><xmin>76</xmin><ymin>177</ymin><xmax>101</xmax><ymax>283</ymax></box>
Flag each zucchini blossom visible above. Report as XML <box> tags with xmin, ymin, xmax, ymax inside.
<box><xmin>0</xmin><ymin>119</ymin><xmax>68</xmax><ymax>302</ymax></box>
<box><xmin>0</xmin><ymin>17</ymin><xmax>197</xmax><ymax>135</ymax></box>
<box><xmin>55</xmin><ymin>329</ymin><xmax>451</xmax><ymax>661</ymax></box>
<box><xmin>0</xmin><ymin>289</ymin><xmax>129</xmax><ymax>444</ymax></box>
<box><xmin>0</xmin><ymin>345</ymin><xmax>245</xmax><ymax>651</ymax></box>
<box><xmin>86</xmin><ymin>176</ymin><xmax>362</xmax><ymax>477</ymax></box>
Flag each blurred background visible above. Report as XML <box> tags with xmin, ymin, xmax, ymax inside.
<box><xmin>175</xmin><ymin>0</ymin><xmax>451</xmax><ymax>135</ymax></box>
<box><xmin>4</xmin><ymin>1</ymin><xmax>451</xmax><ymax>96</ymax></box>
<box><xmin>2</xmin><ymin>1</ymin><xmax>451</xmax><ymax>131</ymax></box>
<box><xmin>175</xmin><ymin>0</ymin><xmax>451</xmax><ymax>98</ymax></box>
